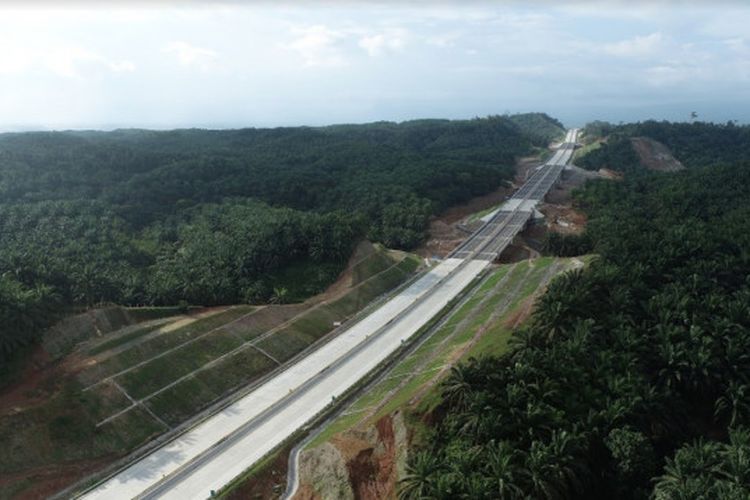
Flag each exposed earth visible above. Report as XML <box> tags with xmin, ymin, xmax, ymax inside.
<box><xmin>416</xmin><ymin>155</ymin><xmax>552</xmax><ymax>259</ymax></box>
<box><xmin>631</xmin><ymin>136</ymin><xmax>685</xmax><ymax>172</ymax></box>
<box><xmin>419</xmin><ymin>151</ymin><xmax>601</xmax><ymax>263</ymax></box>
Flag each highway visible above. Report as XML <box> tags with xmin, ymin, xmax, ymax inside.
<box><xmin>79</xmin><ymin>129</ymin><xmax>577</xmax><ymax>500</ymax></box>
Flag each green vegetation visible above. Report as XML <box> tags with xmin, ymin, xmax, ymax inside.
<box><xmin>145</xmin><ymin>348</ymin><xmax>277</xmax><ymax>426</ymax></box>
<box><xmin>627</xmin><ymin>120</ymin><xmax>750</xmax><ymax>168</ymax></box>
<box><xmin>351</xmin><ymin>245</ymin><xmax>396</xmax><ymax>285</ymax></box>
<box><xmin>122</xmin><ymin>250</ymin><xmax>418</xmax><ymax>425</ymax></box>
<box><xmin>543</xmin><ymin>231</ymin><xmax>593</xmax><ymax>257</ymax></box>
<box><xmin>267</xmin><ymin>259</ymin><xmax>345</xmax><ymax>304</ymax></box>
<box><xmin>507</xmin><ymin>112</ymin><xmax>565</xmax><ymax>146</ymax></box>
<box><xmin>466</xmin><ymin>204</ymin><xmax>500</xmax><ymax>223</ymax></box>
<box><xmin>572</xmin><ymin>138</ymin><xmax>602</xmax><ymax>162</ymax></box>
<box><xmin>0</xmin><ymin>382</ymin><xmax>162</xmax><ymax>475</ymax></box>
<box><xmin>77</xmin><ymin>306</ymin><xmax>254</xmax><ymax>386</ymax></box>
<box><xmin>0</xmin><ymin>243</ymin><xmax>419</xmax><ymax>497</ymax></box>
<box><xmin>125</xmin><ymin>305</ymin><xmax>203</xmax><ymax>322</ymax></box>
<box><xmin>578</xmin><ymin>120</ymin><xmax>750</xmax><ymax>172</ymax></box>
<box><xmin>402</xmin><ymin>148</ymin><xmax>750</xmax><ymax>498</ymax></box>
<box><xmin>577</xmin><ymin>134</ymin><xmax>640</xmax><ymax>172</ymax></box>
<box><xmin>118</xmin><ymin>328</ymin><xmax>245</xmax><ymax>399</ymax></box>
<box><xmin>0</xmin><ymin>114</ymin><xmax>564</xmax><ymax>364</ymax></box>
<box><xmin>258</xmin><ymin>256</ymin><xmax>420</xmax><ymax>363</ymax></box>
<box><xmin>87</xmin><ymin>322</ymin><xmax>167</xmax><ymax>355</ymax></box>
<box><xmin>653</xmin><ymin>428</ymin><xmax>750</xmax><ymax>499</ymax></box>
<box><xmin>308</xmin><ymin>257</ymin><xmax>574</xmax><ymax>449</ymax></box>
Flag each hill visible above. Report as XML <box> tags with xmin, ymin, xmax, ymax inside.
<box><xmin>507</xmin><ymin>112</ymin><xmax>565</xmax><ymax>146</ymax></box>
<box><xmin>0</xmin><ymin>242</ymin><xmax>422</xmax><ymax>498</ymax></box>
<box><xmin>577</xmin><ymin>120</ymin><xmax>750</xmax><ymax>172</ymax></box>
<box><xmin>395</xmin><ymin>125</ymin><xmax>750</xmax><ymax>499</ymax></box>
<box><xmin>288</xmin><ymin>121</ymin><xmax>750</xmax><ymax>499</ymax></box>
<box><xmin>0</xmin><ymin>115</ymin><xmax>550</xmax><ymax>374</ymax></box>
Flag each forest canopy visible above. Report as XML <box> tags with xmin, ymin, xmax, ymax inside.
<box><xmin>578</xmin><ymin>120</ymin><xmax>750</xmax><ymax>172</ymax></box>
<box><xmin>0</xmin><ymin>113</ymin><xmax>564</xmax><ymax>362</ymax></box>
<box><xmin>403</xmin><ymin>128</ymin><xmax>750</xmax><ymax>499</ymax></box>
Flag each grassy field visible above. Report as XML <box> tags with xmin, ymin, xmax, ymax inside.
<box><xmin>86</xmin><ymin>321</ymin><xmax>169</xmax><ymax>356</ymax></box>
<box><xmin>351</xmin><ymin>244</ymin><xmax>397</xmax><ymax>284</ymax></box>
<box><xmin>0</xmin><ymin>382</ymin><xmax>162</xmax><ymax>474</ymax></box>
<box><xmin>144</xmin><ymin>254</ymin><xmax>420</xmax><ymax>425</ymax></box>
<box><xmin>124</xmin><ymin>305</ymin><xmax>203</xmax><ymax>322</ymax></box>
<box><xmin>144</xmin><ymin>347</ymin><xmax>278</xmax><ymax>426</ymax></box>
<box><xmin>573</xmin><ymin>138</ymin><xmax>603</xmax><ymax>162</ymax></box>
<box><xmin>76</xmin><ymin>306</ymin><xmax>255</xmax><ymax>386</ymax></box>
<box><xmin>269</xmin><ymin>259</ymin><xmax>346</xmax><ymax>304</ymax></box>
<box><xmin>307</xmin><ymin>257</ymin><xmax>579</xmax><ymax>448</ymax></box>
<box><xmin>466</xmin><ymin>204</ymin><xmax>501</xmax><ymax>223</ymax></box>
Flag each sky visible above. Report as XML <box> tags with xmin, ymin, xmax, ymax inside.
<box><xmin>1</xmin><ymin>1</ymin><xmax>749</xmax><ymax>130</ymax></box>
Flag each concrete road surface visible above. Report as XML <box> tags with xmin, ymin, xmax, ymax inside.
<box><xmin>82</xmin><ymin>258</ymin><xmax>488</xmax><ymax>500</ymax></box>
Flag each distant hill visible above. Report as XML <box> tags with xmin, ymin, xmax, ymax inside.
<box><xmin>578</xmin><ymin>120</ymin><xmax>750</xmax><ymax>171</ymax></box>
<box><xmin>507</xmin><ymin>112</ymin><xmax>565</xmax><ymax>146</ymax></box>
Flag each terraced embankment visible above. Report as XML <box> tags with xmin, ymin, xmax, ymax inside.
<box><xmin>0</xmin><ymin>242</ymin><xmax>420</xmax><ymax>499</ymax></box>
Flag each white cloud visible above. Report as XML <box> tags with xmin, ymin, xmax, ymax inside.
<box><xmin>358</xmin><ymin>29</ymin><xmax>406</xmax><ymax>57</ymax></box>
<box><xmin>554</xmin><ymin>2</ymin><xmax>669</xmax><ymax>22</ymax></box>
<box><xmin>45</xmin><ymin>46</ymin><xmax>97</xmax><ymax>78</ymax></box>
<box><xmin>398</xmin><ymin>6</ymin><xmax>498</xmax><ymax>23</ymax></box>
<box><xmin>286</xmin><ymin>25</ymin><xmax>347</xmax><ymax>67</ymax></box>
<box><xmin>162</xmin><ymin>41</ymin><xmax>218</xmax><ymax>70</ymax></box>
<box><xmin>426</xmin><ymin>32</ymin><xmax>462</xmax><ymax>48</ymax></box>
<box><xmin>603</xmin><ymin>32</ymin><xmax>664</xmax><ymax>57</ymax></box>
<box><xmin>0</xmin><ymin>45</ymin><xmax>33</xmax><ymax>75</ymax></box>
<box><xmin>45</xmin><ymin>46</ymin><xmax>133</xmax><ymax>79</ymax></box>
<box><xmin>644</xmin><ymin>65</ymin><xmax>691</xmax><ymax>86</ymax></box>
<box><xmin>0</xmin><ymin>39</ymin><xmax>135</xmax><ymax>78</ymax></box>
<box><xmin>489</xmin><ymin>12</ymin><xmax>554</xmax><ymax>30</ymax></box>
<box><xmin>108</xmin><ymin>60</ymin><xmax>136</xmax><ymax>73</ymax></box>
<box><xmin>700</xmin><ymin>10</ymin><xmax>750</xmax><ymax>39</ymax></box>
<box><xmin>722</xmin><ymin>37</ymin><xmax>749</xmax><ymax>57</ymax></box>
<box><xmin>451</xmin><ymin>64</ymin><xmax>546</xmax><ymax>77</ymax></box>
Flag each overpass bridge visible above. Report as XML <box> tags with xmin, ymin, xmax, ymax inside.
<box><xmin>452</xmin><ymin>128</ymin><xmax>576</xmax><ymax>261</ymax></box>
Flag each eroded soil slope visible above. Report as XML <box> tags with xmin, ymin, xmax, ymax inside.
<box><xmin>631</xmin><ymin>136</ymin><xmax>685</xmax><ymax>172</ymax></box>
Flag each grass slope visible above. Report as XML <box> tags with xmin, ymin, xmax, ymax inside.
<box><xmin>0</xmin><ymin>243</ymin><xmax>419</xmax><ymax>498</ymax></box>
<box><xmin>307</xmin><ymin>257</ymin><xmax>581</xmax><ymax>448</ymax></box>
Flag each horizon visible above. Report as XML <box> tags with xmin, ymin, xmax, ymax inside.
<box><xmin>1</xmin><ymin>1</ymin><xmax>749</xmax><ymax>130</ymax></box>
<box><xmin>0</xmin><ymin>113</ymin><xmax>746</xmax><ymax>135</ymax></box>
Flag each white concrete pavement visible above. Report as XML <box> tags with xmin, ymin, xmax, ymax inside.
<box><xmin>480</xmin><ymin>130</ymin><xmax>577</xmax><ymax>223</ymax></box>
<box><xmin>81</xmin><ymin>258</ymin><xmax>488</xmax><ymax>500</ymax></box>
<box><xmin>146</xmin><ymin>259</ymin><xmax>488</xmax><ymax>500</ymax></box>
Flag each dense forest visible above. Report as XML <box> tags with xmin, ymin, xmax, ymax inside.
<box><xmin>402</xmin><ymin>125</ymin><xmax>750</xmax><ymax>498</ymax></box>
<box><xmin>508</xmin><ymin>113</ymin><xmax>565</xmax><ymax>147</ymax></box>
<box><xmin>0</xmin><ymin>114</ymin><xmax>563</xmax><ymax>364</ymax></box>
<box><xmin>578</xmin><ymin>120</ymin><xmax>750</xmax><ymax>172</ymax></box>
